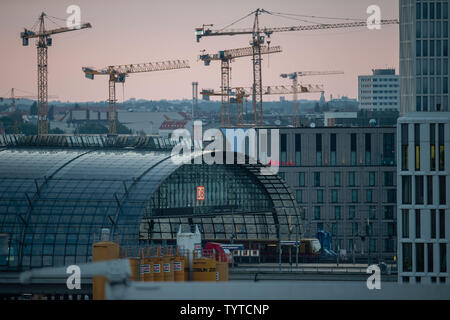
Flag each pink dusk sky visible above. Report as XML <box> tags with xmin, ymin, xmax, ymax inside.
<box><xmin>0</xmin><ymin>0</ymin><xmax>399</xmax><ymax>103</ymax></box>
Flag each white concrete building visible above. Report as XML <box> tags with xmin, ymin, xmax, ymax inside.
<box><xmin>358</xmin><ymin>69</ymin><xmax>400</xmax><ymax>111</ymax></box>
<box><xmin>398</xmin><ymin>0</ymin><xmax>450</xmax><ymax>284</ymax></box>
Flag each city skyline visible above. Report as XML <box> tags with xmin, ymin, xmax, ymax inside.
<box><xmin>0</xmin><ymin>0</ymin><xmax>398</xmax><ymax>103</ymax></box>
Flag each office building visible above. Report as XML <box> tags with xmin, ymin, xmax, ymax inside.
<box><xmin>358</xmin><ymin>69</ymin><xmax>400</xmax><ymax>111</ymax></box>
<box><xmin>398</xmin><ymin>0</ymin><xmax>449</xmax><ymax>284</ymax></box>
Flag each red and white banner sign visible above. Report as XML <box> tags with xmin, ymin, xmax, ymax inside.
<box><xmin>163</xmin><ymin>263</ymin><xmax>171</xmax><ymax>273</ymax></box>
<box><xmin>153</xmin><ymin>264</ymin><xmax>160</xmax><ymax>273</ymax></box>
<box><xmin>140</xmin><ymin>264</ymin><xmax>150</xmax><ymax>274</ymax></box>
<box><xmin>173</xmin><ymin>262</ymin><xmax>182</xmax><ymax>271</ymax></box>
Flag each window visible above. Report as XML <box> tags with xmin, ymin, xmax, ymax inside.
<box><xmin>415</xmin><ymin>176</ymin><xmax>424</xmax><ymax>204</ymax></box>
<box><xmin>366</xmin><ymin>190</ymin><xmax>373</xmax><ymax>203</ymax></box>
<box><xmin>415</xmin><ymin>124</ymin><xmax>420</xmax><ymax>171</ymax></box>
<box><xmin>416</xmin><ymin>243</ymin><xmax>424</xmax><ymax>273</ymax></box>
<box><xmin>298</xmin><ymin>172</ymin><xmax>305</xmax><ymax>187</ymax></box>
<box><xmin>314</xmin><ymin>172</ymin><xmax>320</xmax><ymax>187</ymax></box>
<box><xmin>403</xmin><ymin>243</ymin><xmax>413</xmax><ymax>272</ymax></box>
<box><xmin>369</xmin><ymin>239</ymin><xmax>376</xmax><ymax>253</ymax></box>
<box><xmin>385</xmin><ymin>239</ymin><xmax>394</xmax><ymax>253</ymax></box>
<box><xmin>402</xmin><ymin>176</ymin><xmax>412</xmax><ymax>204</ymax></box>
<box><xmin>428</xmin><ymin>243</ymin><xmax>434</xmax><ymax>273</ymax></box>
<box><xmin>387</xmin><ymin>189</ymin><xmax>396</xmax><ymax>203</ymax></box>
<box><xmin>349</xmin><ymin>206</ymin><xmax>356</xmax><ymax>220</ymax></box>
<box><xmin>439</xmin><ymin>209</ymin><xmax>446</xmax><ymax>239</ymax></box>
<box><xmin>351</xmin><ymin>133</ymin><xmax>357</xmax><ymax>165</ymax></box>
<box><xmin>369</xmin><ymin>206</ymin><xmax>376</xmax><ymax>219</ymax></box>
<box><xmin>427</xmin><ymin>176</ymin><xmax>433</xmax><ymax>204</ymax></box>
<box><xmin>280</xmin><ymin>134</ymin><xmax>287</xmax><ymax>165</ymax></box>
<box><xmin>296</xmin><ymin>190</ymin><xmax>302</xmax><ymax>204</ymax></box>
<box><xmin>401</xmin><ymin>124</ymin><xmax>409</xmax><ymax>171</ymax></box>
<box><xmin>331</xmin><ymin>223</ymin><xmax>338</xmax><ymax>236</ymax></box>
<box><xmin>334</xmin><ymin>206</ymin><xmax>341</xmax><ymax>220</ymax></box>
<box><xmin>369</xmin><ymin>172</ymin><xmax>375</xmax><ymax>186</ymax></box>
<box><xmin>439</xmin><ymin>176</ymin><xmax>446</xmax><ymax>205</ymax></box>
<box><xmin>431</xmin><ymin>209</ymin><xmax>436</xmax><ymax>239</ymax></box>
<box><xmin>387</xmin><ymin>222</ymin><xmax>396</xmax><ymax>237</ymax></box>
<box><xmin>317</xmin><ymin>190</ymin><xmax>324</xmax><ymax>203</ymax></box>
<box><xmin>352</xmin><ymin>222</ymin><xmax>358</xmax><ymax>236</ymax></box>
<box><xmin>383</xmin><ymin>133</ymin><xmax>395</xmax><ymax>165</ymax></box>
<box><xmin>439</xmin><ymin>124</ymin><xmax>444</xmax><ymax>171</ymax></box>
<box><xmin>440</xmin><ymin>243</ymin><xmax>447</xmax><ymax>273</ymax></box>
<box><xmin>331</xmin><ymin>190</ymin><xmax>338</xmax><ymax>203</ymax></box>
<box><xmin>384</xmin><ymin>172</ymin><xmax>394</xmax><ymax>186</ymax></box>
<box><xmin>279</xmin><ymin>172</ymin><xmax>285</xmax><ymax>180</ymax></box>
<box><xmin>314</xmin><ymin>206</ymin><xmax>321</xmax><ymax>220</ymax></box>
<box><xmin>295</xmin><ymin>134</ymin><xmax>301</xmax><ymax>166</ymax></box>
<box><xmin>352</xmin><ymin>190</ymin><xmax>358</xmax><ymax>203</ymax></box>
<box><xmin>402</xmin><ymin>209</ymin><xmax>409</xmax><ymax>238</ymax></box>
<box><xmin>334</xmin><ymin>172</ymin><xmax>341</xmax><ymax>187</ymax></box>
<box><xmin>317</xmin><ymin>222</ymin><xmax>324</xmax><ymax>232</ymax></box>
<box><xmin>430</xmin><ymin>124</ymin><xmax>436</xmax><ymax>171</ymax></box>
<box><xmin>384</xmin><ymin>206</ymin><xmax>394</xmax><ymax>219</ymax></box>
<box><xmin>349</xmin><ymin>172</ymin><xmax>355</xmax><ymax>187</ymax></box>
<box><xmin>330</xmin><ymin>133</ymin><xmax>336</xmax><ymax>166</ymax></box>
<box><xmin>365</xmin><ymin>134</ymin><xmax>371</xmax><ymax>165</ymax></box>
<box><xmin>316</xmin><ymin>134</ymin><xmax>322</xmax><ymax>166</ymax></box>
<box><xmin>415</xmin><ymin>210</ymin><xmax>421</xmax><ymax>239</ymax></box>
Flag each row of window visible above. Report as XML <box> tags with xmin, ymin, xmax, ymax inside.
<box><xmin>401</xmin><ymin>209</ymin><xmax>446</xmax><ymax>239</ymax></box>
<box><xmin>416</xmin><ymin>2</ymin><xmax>449</xmax><ymax>20</ymax></box>
<box><xmin>416</xmin><ymin>21</ymin><xmax>449</xmax><ymax>39</ymax></box>
<box><xmin>402</xmin><ymin>242</ymin><xmax>447</xmax><ymax>274</ymax></box>
<box><xmin>416</xmin><ymin>77</ymin><xmax>449</xmax><ymax>95</ymax></box>
<box><xmin>330</xmin><ymin>238</ymin><xmax>395</xmax><ymax>253</ymax></box>
<box><xmin>296</xmin><ymin>189</ymin><xmax>396</xmax><ymax>204</ymax></box>
<box><xmin>401</xmin><ymin>175</ymin><xmax>447</xmax><ymax>205</ymax></box>
<box><xmin>416</xmin><ymin>58</ymin><xmax>449</xmax><ymax>76</ymax></box>
<box><xmin>309</xmin><ymin>205</ymin><xmax>394</xmax><ymax>222</ymax></box>
<box><xmin>295</xmin><ymin>171</ymin><xmax>395</xmax><ymax>187</ymax></box>
<box><xmin>401</xmin><ymin>123</ymin><xmax>445</xmax><ymax>171</ymax></box>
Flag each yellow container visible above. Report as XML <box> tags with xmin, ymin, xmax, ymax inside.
<box><xmin>215</xmin><ymin>261</ymin><xmax>229</xmax><ymax>282</ymax></box>
<box><xmin>151</xmin><ymin>257</ymin><xmax>164</xmax><ymax>282</ymax></box>
<box><xmin>173</xmin><ymin>256</ymin><xmax>185</xmax><ymax>282</ymax></box>
<box><xmin>162</xmin><ymin>256</ymin><xmax>174</xmax><ymax>281</ymax></box>
<box><xmin>193</xmin><ymin>258</ymin><xmax>216</xmax><ymax>281</ymax></box>
<box><xmin>92</xmin><ymin>241</ymin><xmax>120</xmax><ymax>300</ymax></box>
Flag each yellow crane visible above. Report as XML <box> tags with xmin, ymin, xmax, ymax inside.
<box><xmin>196</xmin><ymin>8</ymin><xmax>398</xmax><ymax>126</ymax></box>
<box><xmin>201</xmin><ymin>83</ymin><xmax>323</xmax><ymax>127</ymax></box>
<box><xmin>199</xmin><ymin>46</ymin><xmax>282</xmax><ymax>126</ymax></box>
<box><xmin>21</xmin><ymin>12</ymin><xmax>92</xmax><ymax>136</ymax></box>
<box><xmin>82</xmin><ymin>60</ymin><xmax>190</xmax><ymax>134</ymax></box>
<box><xmin>280</xmin><ymin>71</ymin><xmax>344</xmax><ymax>126</ymax></box>
<box><xmin>0</xmin><ymin>88</ymin><xmax>58</xmax><ymax>113</ymax></box>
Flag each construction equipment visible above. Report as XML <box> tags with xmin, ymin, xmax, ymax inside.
<box><xmin>196</xmin><ymin>8</ymin><xmax>398</xmax><ymax>126</ymax></box>
<box><xmin>0</xmin><ymin>88</ymin><xmax>58</xmax><ymax>112</ymax></box>
<box><xmin>199</xmin><ymin>45</ymin><xmax>282</xmax><ymax>126</ymax></box>
<box><xmin>82</xmin><ymin>60</ymin><xmax>190</xmax><ymax>134</ymax></box>
<box><xmin>21</xmin><ymin>12</ymin><xmax>92</xmax><ymax>136</ymax></box>
<box><xmin>201</xmin><ymin>84</ymin><xmax>323</xmax><ymax>127</ymax></box>
<box><xmin>280</xmin><ymin>71</ymin><xmax>344</xmax><ymax>126</ymax></box>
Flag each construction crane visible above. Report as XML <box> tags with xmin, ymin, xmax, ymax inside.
<box><xmin>195</xmin><ymin>8</ymin><xmax>399</xmax><ymax>126</ymax></box>
<box><xmin>0</xmin><ymin>88</ymin><xmax>58</xmax><ymax>112</ymax></box>
<box><xmin>199</xmin><ymin>45</ymin><xmax>282</xmax><ymax>127</ymax></box>
<box><xmin>201</xmin><ymin>83</ymin><xmax>323</xmax><ymax>127</ymax></box>
<box><xmin>280</xmin><ymin>71</ymin><xmax>344</xmax><ymax>126</ymax></box>
<box><xmin>82</xmin><ymin>60</ymin><xmax>190</xmax><ymax>134</ymax></box>
<box><xmin>21</xmin><ymin>12</ymin><xmax>92</xmax><ymax>136</ymax></box>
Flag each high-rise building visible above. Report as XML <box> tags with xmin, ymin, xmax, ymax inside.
<box><xmin>398</xmin><ymin>0</ymin><xmax>450</xmax><ymax>284</ymax></box>
<box><xmin>358</xmin><ymin>69</ymin><xmax>400</xmax><ymax>111</ymax></box>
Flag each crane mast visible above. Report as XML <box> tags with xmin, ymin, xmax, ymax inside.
<box><xmin>83</xmin><ymin>60</ymin><xmax>190</xmax><ymax>135</ymax></box>
<box><xmin>280</xmin><ymin>71</ymin><xmax>344</xmax><ymax>126</ymax></box>
<box><xmin>196</xmin><ymin>9</ymin><xmax>399</xmax><ymax>126</ymax></box>
<box><xmin>21</xmin><ymin>12</ymin><xmax>92</xmax><ymax>136</ymax></box>
<box><xmin>199</xmin><ymin>45</ymin><xmax>282</xmax><ymax>126</ymax></box>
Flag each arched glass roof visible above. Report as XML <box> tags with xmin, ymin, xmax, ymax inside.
<box><xmin>0</xmin><ymin>147</ymin><xmax>301</xmax><ymax>271</ymax></box>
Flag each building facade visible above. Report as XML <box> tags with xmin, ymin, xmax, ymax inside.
<box><xmin>398</xmin><ymin>0</ymin><xmax>450</xmax><ymax>284</ymax></box>
<box><xmin>275</xmin><ymin>127</ymin><xmax>397</xmax><ymax>261</ymax></box>
<box><xmin>358</xmin><ymin>69</ymin><xmax>400</xmax><ymax>111</ymax></box>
